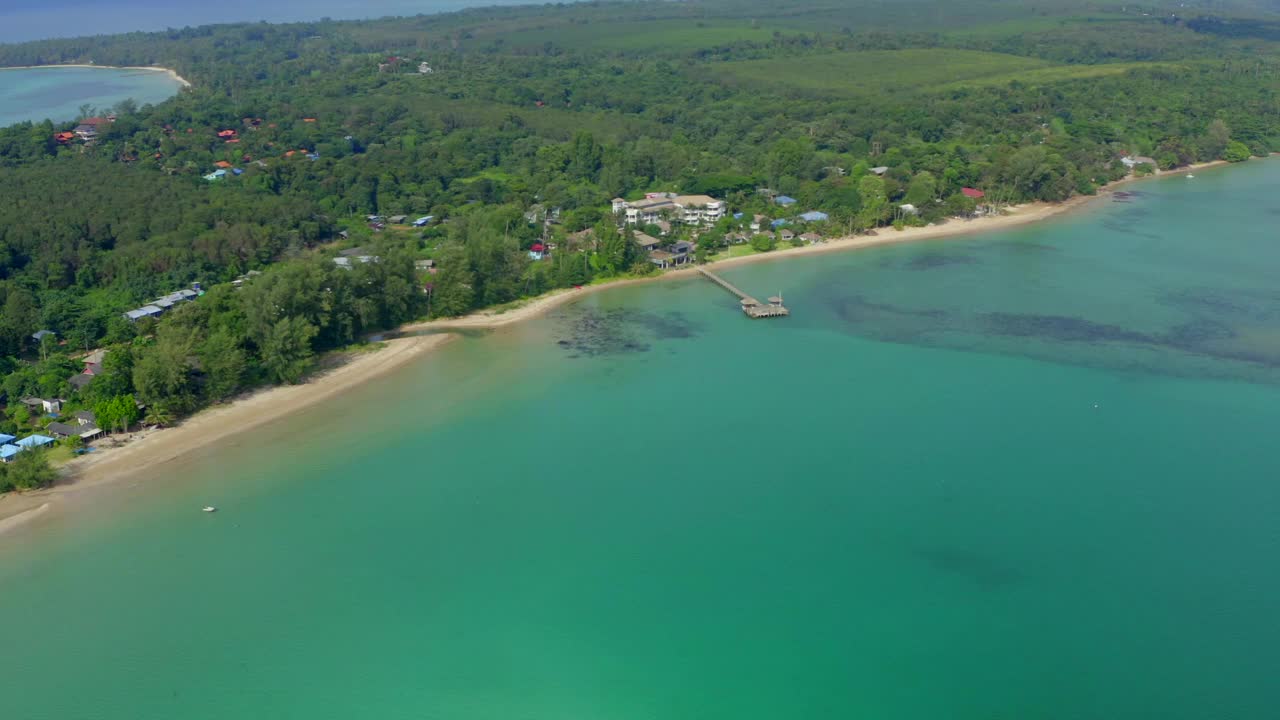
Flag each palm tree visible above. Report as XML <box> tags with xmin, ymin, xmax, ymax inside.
<box><xmin>144</xmin><ymin>406</ymin><xmax>174</xmax><ymax>428</ymax></box>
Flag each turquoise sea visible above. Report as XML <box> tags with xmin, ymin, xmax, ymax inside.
<box><xmin>0</xmin><ymin>66</ymin><xmax>185</xmax><ymax>128</ymax></box>
<box><xmin>2</xmin><ymin>161</ymin><xmax>1279</xmax><ymax>718</ymax></box>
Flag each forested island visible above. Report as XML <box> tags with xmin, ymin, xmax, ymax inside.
<box><xmin>0</xmin><ymin>0</ymin><xmax>1278</xmax><ymax>488</ymax></box>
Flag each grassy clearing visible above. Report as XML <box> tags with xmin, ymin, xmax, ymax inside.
<box><xmin>492</xmin><ymin>19</ymin><xmax>775</xmax><ymax>52</ymax></box>
<box><xmin>710</xmin><ymin>49</ymin><xmax>1056</xmax><ymax>97</ymax></box>
<box><xmin>936</xmin><ymin>61</ymin><xmax>1174</xmax><ymax>90</ymax></box>
<box><xmin>44</xmin><ymin>445</ymin><xmax>76</xmax><ymax>467</ymax></box>
<box><xmin>711</xmin><ymin>48</ymin><xmax>1168</xmax><ymax>97</ymax></box>
<box><xmin>456</xmin><ymin>168</ymin><xmax>517</xmax><ymax>185</ymax></box>
<box><xmin>719</xmin><ymin>245</ymin><xmax>764</xmax><ymax>260</ymax></box>
<box><xmin>339</xmin><ymin>341</ymin><xmax>389</xmax><ymax>354</ymax></box>
<box><xmin>943</xmin><ymin>14</ymin><xmax>1133</xmax><ymax>38</ymax></box>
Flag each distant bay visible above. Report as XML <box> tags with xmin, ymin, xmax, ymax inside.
<box><xmin>0</xmin><ymin>66</ymin><xmax>186</xmax><ymax>128</ymax></box>
<box><xmin>0</xmin><ymin>0</ymin><xmax>566</xmax><ymax>44</ymax></box>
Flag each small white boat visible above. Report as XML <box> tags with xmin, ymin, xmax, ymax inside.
<box><xmin>202</xmin><ymin>506</ymin><xmax>217</xmax><ymax>513</ymax></box>
<box><xmin>1186</xmin><ymin>174</ymin><xmax>1195</xmax><ymax>179</ymax></box>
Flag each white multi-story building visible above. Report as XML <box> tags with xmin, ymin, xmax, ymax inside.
<box><xmin>673</xmin><ymin>195</ymin><xmax>725</xmax><ymax>225</ymax></box>
<box><xmin>613</xmin><ymin>193</ymin><xmax>725</xmax><ymax>227</ymax></box>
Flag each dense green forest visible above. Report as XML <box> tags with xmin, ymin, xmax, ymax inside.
<box><xmin>0</xmin><ymin>0</ymin><xmax>1278</xmax><ymax>469</ymax></box>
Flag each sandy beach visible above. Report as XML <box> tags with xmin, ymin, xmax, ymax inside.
<box><xmin>0</xmin><ymin>63</ymin><xmax>191</xmax><ymax>88</ymax></box>
<box><xmin>0</xmin><ymin>159</ymin><xmax>1238</xmax><ymax>533</ymax></box>
<box><xmin>0</xmin><ymin>334</ymin><xmax>449</xmax><ymax>533</ymax></box>
<box><xmin>407</xmin><ymin>160</ymin><xmax>1230</xmax><ymax>333</ymax></box>
<box><xmin>403</xmin><ymin>202</ymin><xmax>1084</xmax><ymax>332</ymax></box>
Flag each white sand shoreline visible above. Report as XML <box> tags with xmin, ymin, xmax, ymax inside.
<box><xmin>0</xmin><ymin>503</ymin><xmax>49</xmax><ymax>535</ymax></box>
<box><xmin>405</xmin><ymin>159</ymin><xmax>1235</xmax><ymax>333</ymax></box>
<box><xmin>0</xmin><ymin>157</ymin><xmax>1249</xmax><ymax>535</ymax></box>
<box><xmin>0</xmin><ymin>335</ymin><xmax>450</xmax><ymax>536</ymax></box>
<box><xmin>0</xmin><ymin>63</ymin><xmax>190</xmax><ymax>88</ymax></box>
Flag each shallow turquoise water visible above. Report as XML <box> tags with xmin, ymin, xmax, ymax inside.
<box><xmin>1</xmin><ymin>161</ymin><xmax>1278</xmax><ymax>718</ymax></box>
<box><xmin>0</xmin><ymin>67</ymin><xmax>184</xmax><ymax>128</ymax></box>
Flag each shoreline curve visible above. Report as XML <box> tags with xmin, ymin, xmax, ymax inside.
<box><xmin>0</xmin><ymin>63</ymin><xmax>191</xmax><ymax>88</ymax></box>
<box><xmin>0</xmin><ymin>157</ymin><xmax>1249</xmax><ymax>534</ymax></box>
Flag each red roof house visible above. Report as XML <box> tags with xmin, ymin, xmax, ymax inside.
<box><xmin>961</xmin><ymin>187</ymin><xmax>985</xmax><ymax>199</ymax></box>
<box><xmin>217</xmin><ymin>129</ymin><xmax>237</xmax><ymax>138</ymax></box>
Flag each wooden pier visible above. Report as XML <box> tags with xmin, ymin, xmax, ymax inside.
<box><xmin>695</xmin><ymin>266</ymin><xmax>790</xmax><ymax>319</ymax></box>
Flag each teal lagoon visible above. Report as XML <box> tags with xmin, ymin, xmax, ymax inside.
<box><xmin>0</xmin><ymin>66</ymin><xmax>184</xmax><ymax>128</ymax></box>
<box><xmin>1</xmin><ymin>160</ymin><xmax>1278</xmax><ymax>718</ymax></box>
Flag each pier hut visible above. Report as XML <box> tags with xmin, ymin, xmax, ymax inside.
<box><xmin>697</xmin><ymin>267</ymin><xmax>789</xmax><ymax>319</ymax></box>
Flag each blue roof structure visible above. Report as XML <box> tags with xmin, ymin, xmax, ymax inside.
<box><xmin>16</xmin><ymin>435</ymin><xmax>55</xmax><ymax>449</ymax></box>
<box><xmin>732</xmin><ymin>212</ymin><xmax>744</xmax><ymax>219</ymax></box>
<box><xmin>0</xmin><ymin>434</ymin><xmax>15</xmax><ymax>445</ymax></box>
<box><xmin>798</xmin><ymin>211</ymin><xmax>829</xmax><ymax>222</ymax></box>
<box><xmin>771</xmin><ymin>219</ymin><xmax>790</xmax><ymax>228</ymax></box>
<box><xmin>231</xmin><ymin>167</ymin><xmax>244</xmax><ymax>175</ymax></box>
<box><xmin>0</xmin><ymin>445</ymin><xmax>20</xmax><ymax>461</ymax></box>
<box><xmin>775</xmin><ymin>195</ymin><xmax>797</xmax><ymax>206</ymax></box>
<box><xmin>125</xmin><ymin>305</ymin><xmax>163</xmax><ymax>321</ymax></box>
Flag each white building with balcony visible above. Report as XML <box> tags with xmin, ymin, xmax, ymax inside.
<box><xmin>613</xmin><ymin>193</ymin><xmax>725</xmax><ymax>227</ymax></box>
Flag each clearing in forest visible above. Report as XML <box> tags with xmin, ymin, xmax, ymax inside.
<box><xmin>482</xmin><ymin>19</ymin><xmax>775</xmax><ymax>52</ymax></box>
<box><xmin>709</xmin><ymin>48</ymin><xmax>1157</xmax><ymax>97</ymax></box>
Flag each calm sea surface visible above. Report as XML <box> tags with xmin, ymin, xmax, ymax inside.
<box><xmin>0</xmin><ymin>66</ymin><xmax>185</xmax><ymax>128</ymax></box>
<box><xmin>1</xmin><ymin>161</ymin><xmax>1279</xmax><ymax>718</ymax></box>
<box><xmin>0</xmin><ymin>0</ymin><xmax>555</xmax><ymax>43</ymax></box>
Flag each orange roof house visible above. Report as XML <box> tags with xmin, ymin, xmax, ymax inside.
<box><xmin>284</xmin><ymin>150</ymin><xmax>297</xmax><ymax>158</ymax></box>
<box><xmin>217</xmin><ymin>129</ymin><xmax>237</xmax><ymax>138</ymax></box>
<box><xmin>302</xmin><ymin>118</ymin><xmax>316</xmax><ymax>123</ymax></box>
<box><xmin>225</xmin><ymin>138</ymin><xmax>240</xmax><ymax>144</ymax></box>
<box><xmin>54</xmin><ymin>132</ymin><xmax>76</xmax><ymax>143</ymax></box>
<box><xmin>214</xmin><ymin>161</ymin><xmax>232</xmax><ymax>169</ymax></box>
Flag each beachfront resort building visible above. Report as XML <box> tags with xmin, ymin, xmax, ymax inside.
<box><xmin>73</xmin><ymin>116</ymin><xmax>111</xmax><ymax>141</ymax></box>
<box><xmin>123</xmin><ymin>286</ymin><xmax>201</xmax><ymax>322</ymax></box>
<box><xmin>1</xmin><ymin>434</ymin><xmax>57</xmax><ymax>463</ymax></box>
<box><xmin>333</xmin><ymin>247</ymin><xmax>380</xmax><ymax>269</ymax></box>
<box><xmin>612</xmin><ymin>193</ymin><xmax>726</xmax><ymax>227</ymax></box>
<box><xmin>649</xmin><ymin>240</ymin><xmax>696</xmax><ymax>269</ymax></box>
<box><xmin>1121</xmin><ymin>155</ymin><xmax>1158</xmax><ymax>171</ymax></box>
<box><xmin>47</xmin><ymin>419</ymin><xmax>102</xmax><ymax>441</ymax></box>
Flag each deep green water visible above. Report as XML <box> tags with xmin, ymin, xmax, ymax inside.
<box><xmin>0</xmin><ymin>67</ymin><xmax>184</xmax><ymax>129</ymax></box>
<box><xmin>2</xmin><ymin>161</ymin><xmax>1279</xmax><ymax>719</ymax></box>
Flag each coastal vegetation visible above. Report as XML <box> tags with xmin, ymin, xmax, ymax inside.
<box><xmin>0</xmin><ymin>0</ymin><xmax>1278</xmax><ymax>472</ymax></box>
<box><xmin>0</xmin><ymin>448</ymin><xmax>56</xmax><ymax>491</ymax></box>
